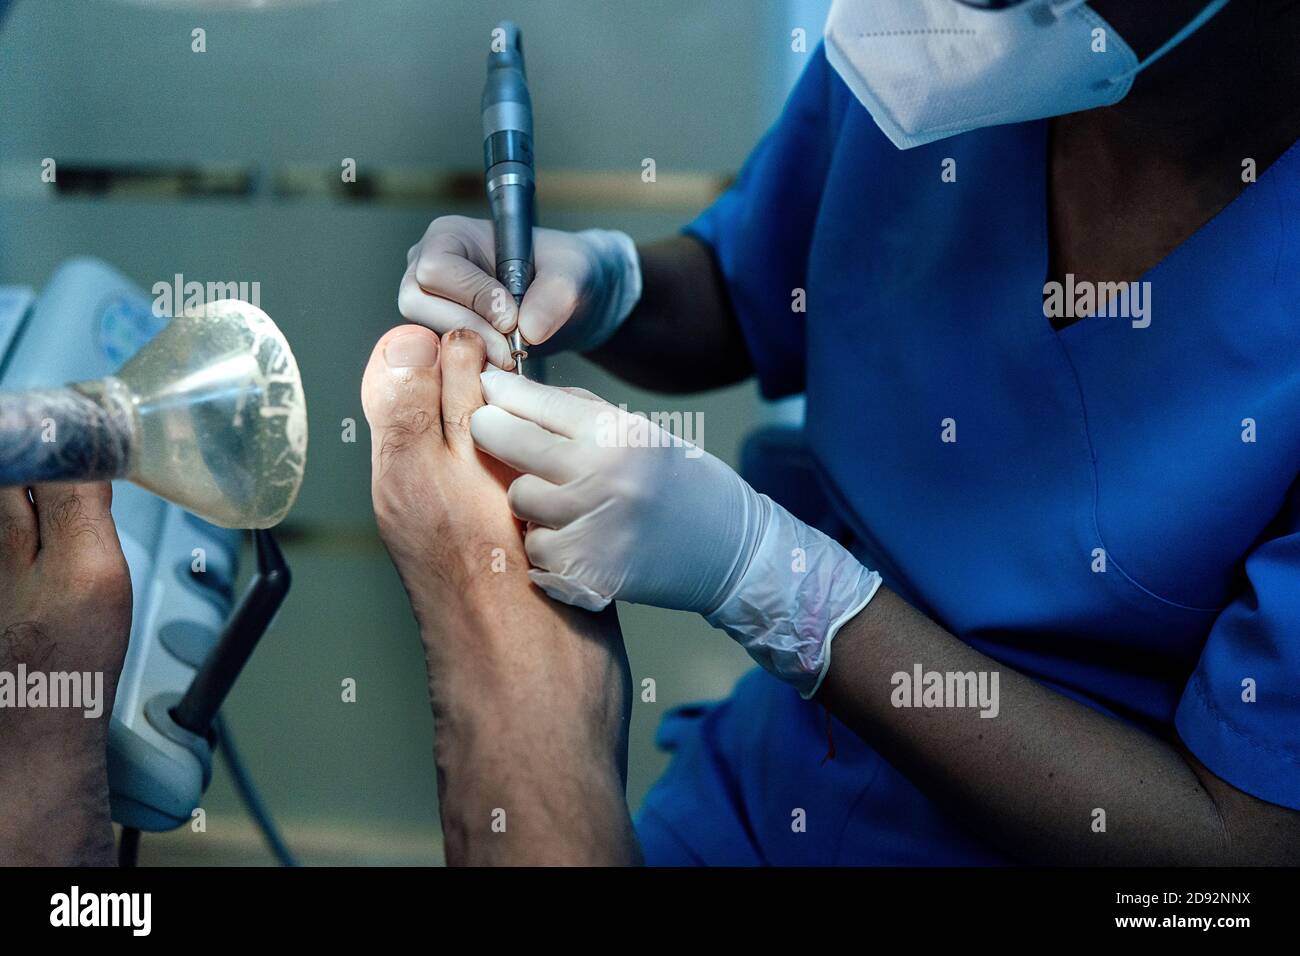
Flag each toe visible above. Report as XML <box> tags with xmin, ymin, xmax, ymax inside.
<box><xmin>362</xmin><ymin>325</ymin><xmax>444</xmax><ymax>472</ymax></box>
<box><xmin>0</xmin><ymin>486</ymin><xmax>38</xmax><ymax>570</ymax></box>
<box><xmin>30</xmin><ymin>481</ymin><xmax>123</xmax><ymax>570</ymax></box>
<box><xmin>440</xmin><ymin>328</ymin><xmax>487</xmax><ymax>456</ymax></box>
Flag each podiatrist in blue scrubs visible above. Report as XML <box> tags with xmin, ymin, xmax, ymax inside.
<box><xmin>403</xmin><ymin>0</ymin><xmax>1300</xmax><ymax>864</ymax></box>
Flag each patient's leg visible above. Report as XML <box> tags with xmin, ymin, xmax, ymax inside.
<box><xmin>361</xmin><ymin>325</ymin><xmax>638</xmax><ymax>865</ymax></box>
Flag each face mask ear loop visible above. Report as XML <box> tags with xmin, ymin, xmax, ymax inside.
<box><xmin>1104</xmin><ymin>0</ymin><xmax>1232</xmax><ymax>87</ymax></box>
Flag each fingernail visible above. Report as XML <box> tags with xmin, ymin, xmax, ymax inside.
<box><xmin>385</xmin><ymin>332</ymin><xmax>438</xmax><ymax>368</ymax></box>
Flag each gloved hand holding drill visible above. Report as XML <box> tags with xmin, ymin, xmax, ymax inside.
<box><xmin>400</xmin><ymin>216</ymin><xmax>640</xmax><ymax>371</ymax></box>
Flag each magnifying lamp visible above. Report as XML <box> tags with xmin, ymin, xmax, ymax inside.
<box><xmin>0</xmin><ymin>300</ymin><xmax>307</xmax><ymax>529</ymax></box>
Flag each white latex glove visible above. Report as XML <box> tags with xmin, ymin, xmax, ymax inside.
<box><xmin>399</xmin><ymin>216</ymin><xmax>641</xmax><ymax>370</ymax></box>
<box><xmin>470</xmin><ymin>370</ymin><xmax>882</xmax><ymax>698</ymax></box>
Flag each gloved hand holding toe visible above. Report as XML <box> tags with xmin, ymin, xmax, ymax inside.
<box><xmin>470</xmin><ymin>369</ymin><xmax>882</xmax><ymax>698</ymax></box>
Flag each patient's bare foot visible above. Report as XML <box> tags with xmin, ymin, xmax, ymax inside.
<box><xmin>363</xmin><ymin>326</ymin><xmax>522</xmax><ymax>632</ymax></box>
<box><xmin>362</xmin><ymin>326</ymin><xmax>636</xmax><ymax>864</ymax></box>
<box><xmin>0</xmin><ymin>481</ymin><xmax>131</xmax><ymax>865</ymax></box>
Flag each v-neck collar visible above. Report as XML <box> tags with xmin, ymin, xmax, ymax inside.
<box><xmin>1027</xmin><ymin>121</ymin><xmax>1300</xmax><ymax>339</ymax></box>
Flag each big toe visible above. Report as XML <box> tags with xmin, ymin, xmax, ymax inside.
<box><xmin>361</xmin><ymin>325</ymin><xmax>444</xmax><ymax>473</ymax></box>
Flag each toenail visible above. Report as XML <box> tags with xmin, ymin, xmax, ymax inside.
<box><xmin>386</xmin><ymin>332</ymin><xmax>439</xmax><ymax>368</ymax></box>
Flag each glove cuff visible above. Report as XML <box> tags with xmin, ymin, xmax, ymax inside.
<box><xmin>704</xmin><ymin>492</ymin><xmax>883</xmax><ymax>699</ymax></box>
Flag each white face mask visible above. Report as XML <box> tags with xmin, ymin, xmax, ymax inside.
<box><xmin>824</xmin><ymin>0</ymin><xmax>1231</xmax><ymax>151</ymax></box>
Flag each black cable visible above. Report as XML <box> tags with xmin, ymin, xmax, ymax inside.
<box><xmin>117</xmin><ymin>826</ymin><xmax>140</xmax><ymax>867</ymax></box>
<box><xmin>213</xmin><ymin>712</ymin><xmax>298</xmax><ymax>866</ymax></box>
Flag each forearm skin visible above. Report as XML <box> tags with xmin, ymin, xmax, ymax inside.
<box><xmin>588</xmin><ymin>235</ymin><xmax>753</xmax><ymax>394</ymax></box>
<box><xmin>819</xmin><ymin>588</ymin><xmax>1300</xmax><ymax>866</ymax></box>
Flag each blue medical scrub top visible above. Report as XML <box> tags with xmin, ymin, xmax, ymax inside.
<box><xmin>635</xmin><ymin>47</ymin><xmax>1300</xmax><ymax>865</ymax></box>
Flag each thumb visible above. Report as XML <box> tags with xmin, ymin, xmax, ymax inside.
<box><xmin>517</xmin><ymin>271</ymin><xmax>581</xmax><ymax>346</ymax></box>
